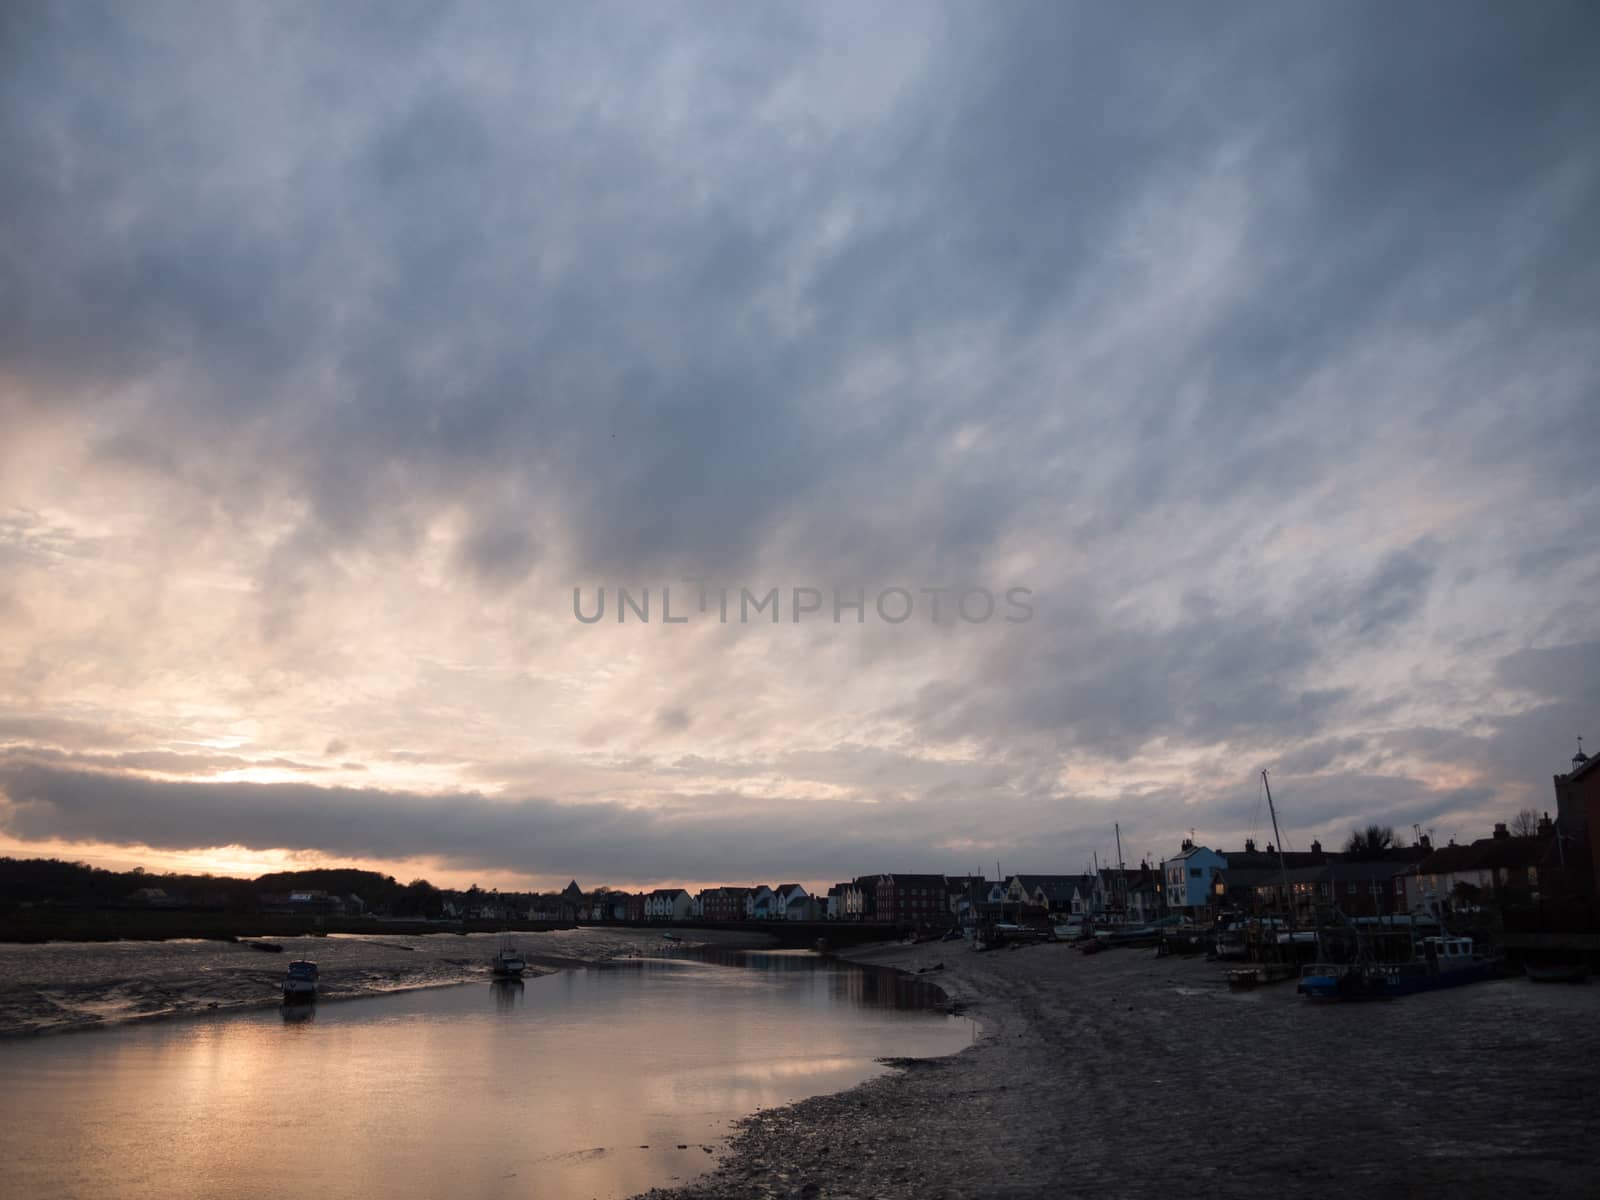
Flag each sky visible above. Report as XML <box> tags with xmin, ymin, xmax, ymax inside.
<box><xmin>1</xmin><ymin>1</ymin><xmax>1597</xmax><ymax>893</ymax></box>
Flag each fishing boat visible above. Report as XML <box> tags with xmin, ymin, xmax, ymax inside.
<box><xmin>282</xmin><ymin>960</ymin><xmax>319</xmax><ymax>1001</ymax></box>
<box><xmin>1524</xmin><ymin>961</ymin><xmax>1590</xmax><ymax>983</ymax></box>
<box><xmin>491</xmin><ymin>942</ymin><xmax>526</xmax><ymax>978</ymax></box>
<box><xmin>1299</xmin><ymin>936</ymin><xmax>1500</xmax><ymax>1000</ymax></box>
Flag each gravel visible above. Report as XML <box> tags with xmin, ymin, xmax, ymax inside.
<box><xmin>637</xmin><ymin>939</ymin><xmax>1600</xmax><ymax>1200</ymax></box>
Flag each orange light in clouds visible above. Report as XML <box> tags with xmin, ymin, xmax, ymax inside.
<box><xmin>0</xmin><ymin>837</ymin><xmax>837</xmax><ymax>895</ymax></box>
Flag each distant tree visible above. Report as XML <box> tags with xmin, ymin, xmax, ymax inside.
<box><xmin>1344</xmin><ymin>824</ymin><xmax>1396</xmax><ymax>860</ymax></box>
<box><xmin>394</xmin><ymin>878</ymin><xmax>444</xmax><ymax>919</ymax></box>
<box><xmin>1509</xmin><ymin>809</ymin><xmax>1540</xmax><ymax>837</ymax></box>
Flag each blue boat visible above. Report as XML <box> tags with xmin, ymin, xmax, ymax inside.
<box><xmin>1299</xmin><ymin>936</ymin><xmax>1499</xmax><ymax>1000</ymax></box>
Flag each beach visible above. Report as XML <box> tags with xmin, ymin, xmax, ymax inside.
<box><xmin>641</xmin><ymin>940</ymin><xmax>1600</xmax><ymax>1200</ymax></box>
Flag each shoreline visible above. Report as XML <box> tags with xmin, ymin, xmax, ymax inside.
<box><xmin>0</xmin><ymin>927</ymin><xmax>778</xmax><ymax>1040</ymax></box>
<box><xmin>0</xmin><ymin>911</ymin><xmax>582</xmax><ymax>945</ymax></box>
<box><xmin>638</xmin><ymin>938</ymin><xmax>1600</xmax><ymax>1200</ymax></box>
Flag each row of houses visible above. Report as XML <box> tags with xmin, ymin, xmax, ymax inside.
<box><xmin>469</xmin><ymin>751</ymin><xmax>1599</xmax><ymax>930</ymax></box>
<box><xmin>436</xmin><ymin>813</ymin><xmax>1584</xmax><ymax>931</ymax></box>
<box><xmin>1163</xmin><ymin>814</ymin><xmax>1588</xmax><ymax>923</ymax></box>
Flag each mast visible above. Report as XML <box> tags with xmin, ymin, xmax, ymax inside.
<box><xmin>1262</xmin><ymin>770</ymin><xmax>1295</xmax><ymax>933</ymax></box>
<box><xmin>1114</xmin><ymin>823</ymin><xmax>1126</xmax><ymax>919</ymax></box>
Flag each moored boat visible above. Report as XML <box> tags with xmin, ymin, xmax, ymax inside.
<box><xmin>1299</xmin><ymin>936</ymin><xmax>1500</xmax><ymax>1000</ymax></box>
<box><xmin>282</xmin><ymin>959</ymin><xmax>319</xmax><ymax>1001</ymax></box>
<box><xmin>1524</xmin><ymin>961</ymin><xmax>1590</xmax><ymax>983</ymax></box>
<box><xmin>1228</xmin><ymin>962</ymin><xmax>1298</xmax><ymax>989</ymax></box>
<box><xmin>1093</xmin><ymin>925</ymin><xmax>1158</xmax><ymax>947</ymax></box>
<box><xmin>492</xmin><ymin>944</ymin><xmax>526</xmax><ymax>978</ymax></box>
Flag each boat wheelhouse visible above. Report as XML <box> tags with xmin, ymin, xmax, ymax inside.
<box><xmin>491</xmin><ymin>944</ymin><xmax>526</xmax><ymax>978</ymax></box>
<box><xmin>282</xmin><ymin>960</ymin><xmax>319</xmax><ymax>1000</ymax></box>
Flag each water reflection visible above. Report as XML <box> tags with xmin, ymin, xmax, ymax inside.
<box><xmin>1</xmin><ymin>949</ymin><xmax>972</xmax><ymax>1200</ymax></box>
<box><xmin>682</xmin><ymin>947</ymin><xmax>951</xmax><ymax>1011</ymax></box>
<box><xmin>490</xmin><ymin>977</ymin><xmax>524</xmax><ymax>1011</ymax></box>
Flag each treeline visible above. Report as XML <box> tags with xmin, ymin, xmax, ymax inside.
<box><xmin>0</xmin><ymin>857</ymin><xmax>439</xmax><ymax>916</ymax></box>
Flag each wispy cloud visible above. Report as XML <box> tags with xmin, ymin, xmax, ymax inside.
<box><xmin>0</xmin><ymin>1</ymin><xmax>1596</xmax><ymax>886</ymax></box>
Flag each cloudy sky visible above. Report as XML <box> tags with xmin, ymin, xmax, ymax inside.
<box><xmin>1</xmin><ymin>1</ymin><xmax>1596</xmax><ymax>892</ymax></box>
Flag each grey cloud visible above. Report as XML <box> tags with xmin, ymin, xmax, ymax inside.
<box><xmin>0</xmin><ymin>762</ymin><xmax>1075</xmax><ymax>883</ymax></box>
<box><xmin>0</xmin><ymin>3</ymin><xmax>1597</xmax><ymax>873</ymax></box>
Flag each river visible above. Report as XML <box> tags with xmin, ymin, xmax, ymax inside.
<box><xmin>0</xmin><ymin>946</ymin><xmax>974</xmax><ymax>1199</ymax></box>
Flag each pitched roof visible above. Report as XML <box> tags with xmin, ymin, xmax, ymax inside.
<box><xmin>1017</xmin><ymin>874</ymin><xmax>1094</xmax><ymax>903</ymax></box>
<box><xmin>1167</xmin><ymin>844</ymin><xmax>1224</xmax><ymax>861</ymax></box>
<box><xmin>881</xmin><ymin>873</ymin><xmax>947</xmax><ymax>888</ymax></box>
<box><xmin>1418</xmin><ymin>835</ymin><xmax>1543</xmax><ymax>875</ymax></box>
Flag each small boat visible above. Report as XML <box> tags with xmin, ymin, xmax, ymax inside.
<box><xmin>282</xmin><ymin>960</ymin><xmax>319</xmax><ymax>1001</ymax></box>
<box><xmin>1228</xmin><ymin>963</ymin><xmax>1298</xmax><ymax>989</ymax></box>
<box><xmin>660</xmin><ymin>931</ymin><xmax>680</xmax><ymax>941</ymax></box>
<box><xmin>1093</xmin><ymin>925</ymin><xmax>1158</xmax><ymax>947</ymax></box>
<box><xmin>1525</xmin><ymin>961</ymin><xmax>1590</xmax><ymax>983</ymax></box>
<box><xmin>491</xmin><ymin>944</ymin><xmax>526</xmax><ymax>978</ymax></box>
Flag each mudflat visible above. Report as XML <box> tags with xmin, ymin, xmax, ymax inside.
<box><xmin>640</xmin><ymin>940</ymin><xmax>1600</xmax><ymax>1200</ymax></box>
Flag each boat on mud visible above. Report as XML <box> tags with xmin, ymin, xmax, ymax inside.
<box><xmin>282</xmin><ymin>960</ymin><xmax>319</xmax><ymax>1001</ymax></box>
<box><xmin>1524</xmin><ymin>960</ymin><xmax>1590</xmax><ymax>983</ymax></box>
<box><xmin>1092</xmin><ymin>925</ymin><xmax>1159</xmax><ymax>947</ymax></box>
<box><xmin>1226</xmin><ymin>962</ymin><xmax>1298</xmax><ymax>989</ymax></box>
<box><xmin>491</xmin><ymin>944</ymin><xmax>527</xmax><ymax>978</ymax></box>
<box><xmin>1299</xmin><ymin>936</ymin><xmax>1500</xmax><ymax>1000</ymax></box>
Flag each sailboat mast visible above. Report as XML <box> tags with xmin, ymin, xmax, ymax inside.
<box><xmin>1262</xmin><ymin>770</ymin><xmax>1294</xmax><ymax>930</ymax></box>
<box><xmin>1114</xmin><ymin>823</ymin><xmax>1127</xmax><ymax>918</ymax></box>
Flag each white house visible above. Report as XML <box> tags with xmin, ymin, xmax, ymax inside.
<box><xmin>1161</xmin><ymin>843</ymin><xmax>1228</xmax><ymax>913</ymax></box>
<box><xmin>745</xmin><ymin>885</ymin><xmax>775</xmax><ymax>920</ymax></box>
<box><xmin>774</xmin><ymin>884</ymin><xmax>813</xmax><ymax>920</ymax></box>
<box><xmin>825</xmin><ymin>884</ymin><xmax>847</xmax><ymax>920</ymax></box>
<box><xmin>644</xmin><ymin>888</ymin><xmax>693</xmax><ymax>921</ymax></box>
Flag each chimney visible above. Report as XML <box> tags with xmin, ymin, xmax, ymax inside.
<box><xmin>1419</xmin><ymin>834</ymin><xmax>1432</xmax><ymax>852</ymax></box>
<box><xmin>1266</xmin><ymin>843</ymin><xmax>1275</xmax><ymax>855</ymax></box>
<box><xmin>1244</xmin><ymin>838</ymin><xmax>1257</xmax><ymax>853</ymax></box>
<box><xmin>1492</xmin><ymin>822</ymin><xmax>1510</xmax><ymax>840</ymax></box>
<box><xmin>1181</xmin><ymin>837</ymin><xmax>1194</xmax><ymax>851</ymax></box>
<box><xmin>1537</xmin><ymin>811</ymin><xmax>1555</xmax><ymax>838</ymax></box>
<box><xmin>1310</xmin><ymin>839</ymin><xmax>1323</xmax><ymax>855</ymax></box>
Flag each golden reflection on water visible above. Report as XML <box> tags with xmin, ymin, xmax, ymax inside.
<box><xmin>0</xmin><ymin>952</ymin><xmax>971</xmax><ymax>1200</ymax></box>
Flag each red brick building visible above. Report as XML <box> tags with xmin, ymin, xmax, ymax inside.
<box><xmin>874</xmin><ymin>874</ymin><xmax>949</xmax><ymax>926</ymax></box>
<box><xmin>699</xmin><ymin>886</ymin><xmax>752</xmax><ymax>921</ymax></box>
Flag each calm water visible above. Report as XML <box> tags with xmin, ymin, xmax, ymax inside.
<box><xmin>0</xmin><ymin>949</ymin><xmax>973</xmax><ymax>1200</ymax></box>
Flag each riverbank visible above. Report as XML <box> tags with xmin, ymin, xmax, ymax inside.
<box><xmin>0</xmin><ymin>926</ymin><xmax>773</xmax><ymax>1037</ymax></box>
<box><xmin>0</xmin><ymin>908</ymin><xmax>580</xmax><ymax>944</ymax></box>
<box><xmin>640</xmin><ymin>940</ymin><xmax>1600</xmax><ymax>1200</ymax></box>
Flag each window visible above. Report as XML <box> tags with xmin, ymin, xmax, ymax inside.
<box><xmin>1190</xmin><ymin>868</ymin><xmax>1203</xmax><ymax>879</ymax></box>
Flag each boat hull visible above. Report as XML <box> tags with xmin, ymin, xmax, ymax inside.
<box><xmin>1300</xmin><ymin>959</ymin><xmax>1501</xmax><ymax>1000</ymax></box>
<box><xmin>1523</xmin><ymin>962</ymin><xmax>1590</xmax><ymax>983</ymax></box>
